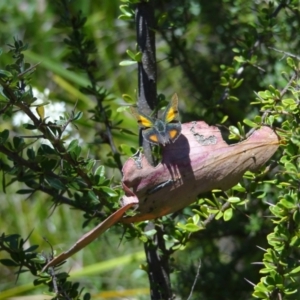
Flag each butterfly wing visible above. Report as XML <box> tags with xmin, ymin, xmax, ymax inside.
<box><xmin>166</xmin><ymin>123</ymin><xmax>182</xmax><ymax>143</ymax></box>
<box><xmin>163</xmin><ymin>93</ymin><xmax>180</xmax><ymax>123</ymax></box>
<box><xmin>130</xmin><ymin>106</ymin><xmax>161</xmax><ymax>145</ymax></box>
<box><xmin>163</xmin><ymin>93</ymin><xmax>182</xmax><ymax>143</ymax></box>
<box><xmin>130</xmin><ymin>106</ymin><xmax>154</xmax><ymax>128</ymax></box>
<box><xmin>142</xmin><ymin>127</ymin><xmax>162</xmax><ymax>145</ymax></box>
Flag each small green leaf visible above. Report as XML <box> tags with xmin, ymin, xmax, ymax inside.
<box><xmin>215</xmin><ymin>211</ymin><xmax>223</xmax><ymax>220</ymax></box>
<box><xmin>34</xmin><ymin>278</ymin><xmax>51</xmax><ymax>286</ymax></box>
<box><xmin>83</xmin><ymin>293</ymin><xmax>91</xmax><ymax>300</ymax></box>
<box><xmin>233</xmin><ymin>56</ymin><xmax>246</xmax><ymax>63</ymax></box>
<box><xmin>232</xmin><ymin>48</ymin><xmax>240</xmax><ymax>53</ymax></box>
<box><xmin>119</xmin><ymin>128</ymin><xmax>137</xmax><ymax>135</ymax></box>
<box><xmin>280</xmin><ymin>195</ymin><xmax>296</xmax><ymax>209</ymax></box>
<box><xmin>228</xmin><ymin>96</ymin><xmax>239</xmax><ymax>102</ymax></box>
<box><xmin>122</xmin><ymin>94</ymin><xmax>134</xmax><ymax>103</ymax></box>
<box><xmin>119</xmin><ymin>5</ymin><xmax>133</xmax><ymax>17</ymax></box>
<box><xmin>0</xmin><ymin>69</ymin><xmax>13</xmax><ymax>78</ymax></box>
<box><xmin>99</xmin><ymin>186</ymin><xmax>118</xmax><ymax>197</ymax></box>
<box><xmin>144</xmin><ymin>229</ymin><xmax>157</xmax><ymax>237</ymax></box>
<box><xmin>95</xmin><ymin>165</ymin><xmax>105</xmax><ymax>177</ymax></box>
<box><xmin>177</xmin><ymin>222</ymin><xmax>201</xmax><ymax>232</ymax></box>
<box><xmin>45</xmin><ymin>177</ymin><xmax>65</xmax><ymax>190</ymax></box>
<box><xmin>67</xmin><ymin>140</ymin><xmax>81</xmax><ymax>159</ymax></box>
<box><xmin>184</xmin><ymin>223</ymin><xmax>202</xmax><ymax>232</ymax></box>
<box><xmin>223</xmin><ymin>208</ymin><xmax>233</xmax><ymax>221</ymax></box>
<box><xmin>27</xmin><ymin>148</ymin><xmax>35</xmax><ymax>160</ymax></box>
<box><xmin>118</xmin><ymin>15</ymin><xmax>133</xmax><ymax>21</ymax></box>
<box><xmin>126</xmin><ymin>49</ymin><xmax>136</xmax><ymax>60</ymax></box>
<box><xmin>286</xmin><ymin>57</ymin><xmax>295</xmax><ymax>68</ymax></box>
<box><xmin>134</xmin><ymin>51</ymin><xmax>142</xmax><ymax>62</ymax></box>
<box><xmin>0</xmin><ymin>259</ymin><xmax>18</xmax><ymax>267</ymax></box>
<box><xmin>116</xmin><ymin>106</ymin><xmax>129</xmax><ymax>112</ymax></box>
<box><xmin>25</xmin><ymin>244</ymin><xmax>39</xmax><ymax>252</ymax></box>
<box><xmin>192</xmin><ymin>214</ymin><xmax>200</xmax><ymax>224</ymax></box>
<box><xmin>16</xmin><ymin>189</ymin><xmax>34</xmax><ymax>194</ymax></box>
<box><xmin>30</xmin><ymin>253</ymin><xmax>46</xmax><ymax>264</ymax></box>
<box><xmin>220</xmin><ymin>77</ymin><xmax>228</xmax><ymax>86</ymax></box>
<box><xmin>13</xmin><ymin>136</ymin><xmax>25</xmax><ymax>151</ymax></box>
<box><xmin>220</xmin><ymin>115</ymin><xmax>228</xmax><ymax>124</ymax></box>
<box><xmin>243</xmin><ymin>118</ymin><xmax>259</xmax><ymax>128</ymax></box>
<box><xmin>232</xmin><ymin>78</ymin><xmax>244</xmax><ymax>89</ymax></box>
<box><xmin>0</xmin><ymin>129</ymin><xmax>9</xmax><ymax>144</ymax></box>
<box><xmin>73</xmin><ymin>111</ymin><xmax>83</xmax><ymax>121</ymax></box>
<box><xmin>22</xmin><ymin>123</ymin><xmax>37</xmax><ymax>130</ymax></box>
<box><xmin>229</xmin><ymin>125</ymin><xmax>240</xmax><ymax>136</ymax></box>
<box><xmin>67</xmin><ymin>139</ymin><xmax>79</xmax><ymax>152</ymax></box>
<box><xmin>38</xmin><ymin>144</ymin><xmax>57</xmax><ymax>155</ymax></box>
<box><xmin>282</xmin><ymin>98</ymin><xmax>296</xmax><ymax>110</ymax></box>
<box><xmin>87</xmin><ymin>190</ymin><xmax>98</xmax><ymax>203</ymax></box>
<box><xmin>119</xmin><ymin>60</ymin><xmax>137</xmax><ymax>66</ymax></box>
<box><xmin>231</xmin><ymin>184</ymin><xmax>246</xmax><ymax>192</ymax></box>
<box><xmin>227</xmin><ymin>197</ymin><xmax>241</xmax><ymax>203</ymax></box>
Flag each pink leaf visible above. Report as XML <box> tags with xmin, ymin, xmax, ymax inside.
<box><xmin>122</xmin><ymin>121</ymin><xmax>279</xmax><ymax>223</ymax></box>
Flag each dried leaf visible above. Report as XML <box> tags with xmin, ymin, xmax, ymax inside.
<box><xmin>121</xmin><ymin>121</ymin><xmax>279</xmax><ymax>223</ymax></box>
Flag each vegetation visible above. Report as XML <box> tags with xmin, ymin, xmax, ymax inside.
<box><xmin>1</xmin><ymin>0</ymin><xmax>300</xmax><ymax>299</ymax></box>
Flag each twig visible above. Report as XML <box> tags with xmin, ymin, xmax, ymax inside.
<box><xmin>203</xmin><ymin>201</ymin><xmax>231</xmax><ymax>226</ymax></box>
<box><xmin>17</xmin><ymin>62</ymin><xmax>41</xmax><ymax>78</ymax></box>
<box><xmin>187</xmin><ymin>260</ymin><xmax>201</xmax><ymax>300</ymax></box>
<box><xmin>280</xmin><ymin>72</ymin><xmax>297</xmax><ymax>98</ymax></box>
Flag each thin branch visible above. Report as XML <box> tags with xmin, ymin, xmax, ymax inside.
<box><xmin>203</xmin><ymin>201</ymin><xmax>231</xmax><ymax>226</ymax></box>
<box><xmin>280</xmin><ymin>72</ymin><xmax>298</xmax><ymax>98</ymax></box>
<box><xmin>187</xmin><ymin>260</ymin><xmax>201</xmax><ymax>300</ymax></box>
<box><xmin>17</xmin><ymin>62</ymin><xmax>41</xmax><ymax>78</ymax></box>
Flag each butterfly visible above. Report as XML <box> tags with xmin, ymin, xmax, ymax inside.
<box><xmin>130</xmin><ymin>93</ymin><xmax>182</xmax><ymax>146</ymax></box>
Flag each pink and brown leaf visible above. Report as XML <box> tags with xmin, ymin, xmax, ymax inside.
<box><xmin>122</xmin><ymin>121</ymin><xmax>279</xmax><ymax>222</ymax></box>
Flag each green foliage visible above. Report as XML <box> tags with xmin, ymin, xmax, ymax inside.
<box><xmin>251</xmin><ymin>72</ymin><xmax>300</xmax><ymax>299</ymax></box>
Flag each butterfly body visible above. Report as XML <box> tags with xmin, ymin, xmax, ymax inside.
<box><xmin>131</xmin><ymin>94</ymin><xmax>182</xmax><ymax>146</ymax></box>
